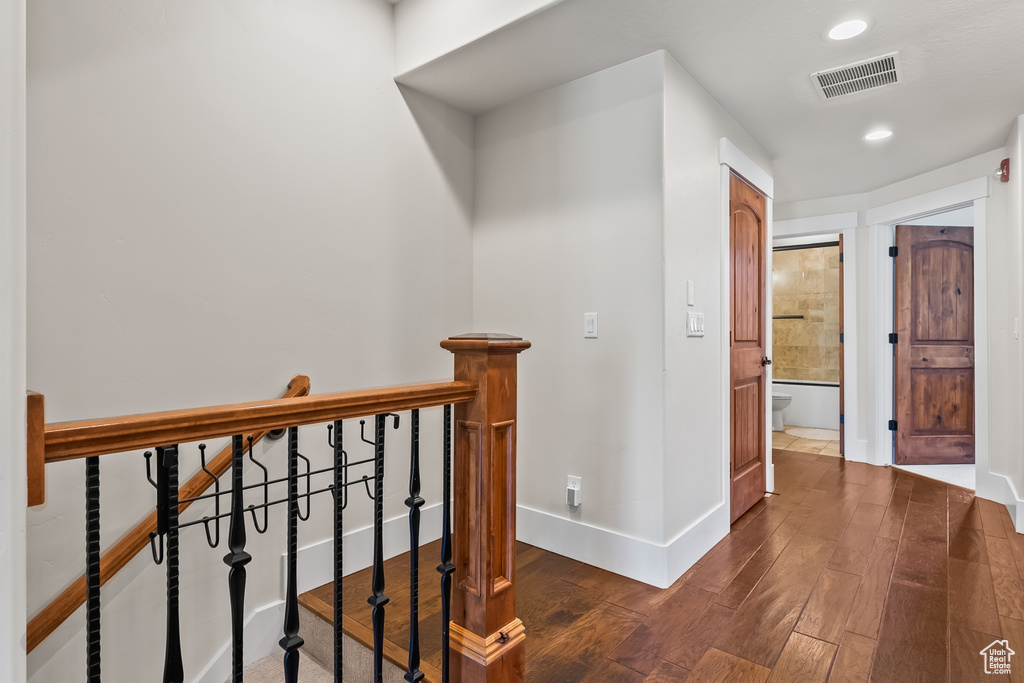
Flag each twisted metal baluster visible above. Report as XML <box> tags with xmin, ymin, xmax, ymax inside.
<box><xmin>281</xmin><ymin>427</ymin><xmax>304</xmax><ymax>683</ymax></box>
<box><xmin>85</xmin><ymin>456</ymin><xmax>101</xmax><ymax>683</ymax></box>
<box><xmin>223</xmin><ymin>435</ymin><xmax>251</xmax><ymax>683</ymax></box>
<box><xmin>333</xmin><ymin>420</ymin><xmax>344</xmax><ymax>683</ymax></box>
<box><xmin>368</xmin><ymin>414</ymin><xmax>390</xmax><ymax>683</ymax></box>
<box><xmin>437</xmin><ymin>405</ymin><xmax>455</xmax><ymax>682</ymax></box>
<box><xmin>405</xmin><ymin>410</ymin><xmax>424</xmax><ymax>682</ymax></box>
<box><xmin>160</xmin><ymin>445</ymin><xmax>184</xmax><ymax>683</ymax></box>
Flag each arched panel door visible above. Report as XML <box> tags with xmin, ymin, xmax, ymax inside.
<box><xmin>730</xmin><ymin>172</ymin><xmax>767</xmax><ymax>522</ymax></box>
<box><xmin>894</xmin><ymin>225</ymin><xmax>975</xmax><ymax>465</ymax></box>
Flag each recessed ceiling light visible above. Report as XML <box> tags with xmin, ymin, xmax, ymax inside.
<box><xmin>865</xmin><ymin>129</ymin><xmax>893</xmax><ymax>141</ymax></box>
<box><xmin>828</xmin><ymin>19</ymin><xmax>868</xmax><ymax>40</ymax></box>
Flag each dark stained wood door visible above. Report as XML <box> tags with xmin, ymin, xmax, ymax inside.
<box><xmin>894</xmin><ymin>225</ymin><xmax>975</xmax><ymax>465</ymax></box>
<box><xmin>729</xmin><ymin>172</ymin><xmax>768</xmax><ymax>522</ymax></box>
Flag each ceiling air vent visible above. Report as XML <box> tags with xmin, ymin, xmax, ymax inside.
<box><xmin>811</xmin><ymin>52</ymin><xmax>902</xmax><ymax>101</ymax></box>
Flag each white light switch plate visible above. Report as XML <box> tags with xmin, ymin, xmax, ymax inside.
<box><xmin>687</xmin><ymin>311</ymin><xmax>705</xmax><ymax>337</ymax></box>
<box><xmin>584</xmin><ymin>312</ymin><xmax>598</xmax><ymax>338</ymax></box>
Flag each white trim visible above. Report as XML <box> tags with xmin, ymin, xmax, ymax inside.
<box><xmin>870</xmin><ymin>180</ymin><xmax>996</xmax><ymax>494</ymax></box>
<box><xmin>771</xmin><ymin>218</ymin><xmax>862</xmax><ymax>462</ymax></box>
<box><xmin>193</xmin><ymin>600</ymin><xmax>285</xmax><ymax>683</ymax></box>
<box><xmin>774</xmin><ymin>212</ymin><xmax>858</xmax><ymax>237</ymax></box>
<box><xmin>720</xmin><ymin>165</ymin><xmax>732</xmax><ymax>519</ymax></box>
<box><xmin>719</xmin><ymin>138</ymin><xmax>774</xmax><ymax>199</ymax></box>
<box><xmin>719</xmin><ymin>141</ymin><xmax>775</xmax><ymax>515</ymax></box>
<box><xmin>517</xmin><ymin>503</ymin><xmax>729</xmax><ymax>589</ymax></box>
<box><xmin>866</xmin><ymin>177</ymin><xmax>989</xmax><ymax>226</ymax></box>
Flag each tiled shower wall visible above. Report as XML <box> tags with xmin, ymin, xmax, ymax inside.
<box><xmin>772</xmin><ymin>245</ymin><xmax>840</xmax><ymax>382</ymax></box>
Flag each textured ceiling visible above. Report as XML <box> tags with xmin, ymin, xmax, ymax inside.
<box><xmin>395</xmin><ymin>0</ymin><xmax>1024</xmax><ymax>203</ymax></box>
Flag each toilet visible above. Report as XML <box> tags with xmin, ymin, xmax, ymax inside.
<box><xmin>771</xmin><ymin>392</ymin><xmax>792</xmax><ymax>432</ymax></box>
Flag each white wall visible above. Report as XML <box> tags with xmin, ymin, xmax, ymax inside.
<box><xmin>394</xmin><ymin>0</ymin><xmax>557</xmax><ymax>75</ymax></box>
<box><xmin>474</xmin><ymin>53</ymin><xmax>668</xmax><ymax>552</ymax></box>
<box><xmin>662</xmin><ymin>53</ymin><xmax>771</xmax><ymax>549</ymax></box>
<box><xmin>991</xmin><ymin>117</ymin><xmax>1024</xmax><ymax>522</ymax></box>
<box><xmin>26</xmin><ymin>0</ymin><xmax>474</xmax><ymax>680</ymax></box>
<box><xmin>474</xmin><ymin>51</ymin><xmax>771</xmax><ymax>587</ymax></box>
<box><xmin>1</xmin><ymin>1</ymin><xmax>28</xmax><ymax>682</ymax></box>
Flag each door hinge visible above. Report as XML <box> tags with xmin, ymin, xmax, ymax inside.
<box><xmin>888</xmin><ymin>246</ymin><xmax>898</xmax><ymax>258</ymax></box>
<box><xmin>888</xmin><ymin>419</ymin><xmax>898</xmax><ymax>432</ymax></box>
<box><xmin>888</xmin><ymin>333</ymin><xmax>898</xmax><ymax>344</ymax></box>
<box><xmin>840</xmin><ymin>413</ymin><xmax>845</xmax><ymax>425</ymax></box>
<box><xmin>839</xmin><ymin>252</ymin><xmax>844</xmax><ymax>263</ymax></box>
<box><xmin>839</xmin><ymin>332</ymin><xmax>844</xmax><ymax>343</ymax></box>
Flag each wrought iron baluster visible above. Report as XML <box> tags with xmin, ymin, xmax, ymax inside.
<box><xmin>224</xmin><ymin>435</ymin><xmax>251</xmax><ymax>683</ymax></box>
<box><xmin>405</xmin><ymin>409</ymin><xmax>424</xmax><ymax>682</ymax></box>
<box><xmin>85</xmin><ymin>456</ymin><xmax>101</xmax><ymax>683</ymax></box>
<box><xmin>281</xmin><ymin>427</ymin><xmax>304</xmax><ymax>683</ymax></box>
<box><xmin>368</xmin><ymin>414</ymin><xmax>390</xmax><ymax>683</ymax></box>
<box><xmin>331</xmin><ymin>421</ymin><xmax>345</xmax><ymax>682</ymax></box>
<box><xmin>159</xmin><ymin>445</ymin><xmax>184</xmax><ymax>683</ymax></box>
<box><xmin>437</xmin><ymin>405</ymin><xmax>454</xmax><ymax>683</ymax></box>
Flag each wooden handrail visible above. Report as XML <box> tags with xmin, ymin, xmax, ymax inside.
<box><xmin>26</xmin><ymin>375</ymin><xmax>312</xmax><ymax>653</ymax></box>
<box><xmin>41</xmin><ymin>380</ymin><xmax>478</xmax><ymax>462</ymax></box>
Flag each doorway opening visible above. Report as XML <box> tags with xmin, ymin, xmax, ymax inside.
<box><xmin>770</xmin><ymin>235</ymin><xmax>844</xmax><ymax>458</ymax></box>
<box><xmin>888</xmin><ymin>207</ymin><xmax>977</xmax><ymax>490</ymax></box>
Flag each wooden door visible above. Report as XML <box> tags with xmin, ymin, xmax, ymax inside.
<box><xmin>839</xmin><ymin>234</ymin><xmax>845</xmax><ymax>457</ymax></box>
<box><xmin>729</xmin><ymin>172</ymin><xmax>768</xmax><ymax>522</ymax></box>
<box><xmin>893</xmin><ymin>225</ymin><xmax>975</xmax><ymax>465</ymax></box>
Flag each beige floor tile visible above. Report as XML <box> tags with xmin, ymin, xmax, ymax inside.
<box><xmin>772</xmin><ymin>432</ymin><xmax>799</xmax><ymax>449</ymax></box>
<box><xmin>786</xmin><ymin>438</ymin><xmax>831</xmax><ymax>454</ymax></box>
<box><xmin>819</xmin><ymin>441</ymin><xmax>842</xmax><ymax>457</ymax></box>
<box><xmin>785</xmin><ymin>426</ymin><xmax>841</xmax><ymax>441</ymax></box>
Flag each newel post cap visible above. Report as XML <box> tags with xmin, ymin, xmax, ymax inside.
<box><xmin>441</xmin><ymin>333</ymin><xmax>531</xmax><ymax>354</ymax></box>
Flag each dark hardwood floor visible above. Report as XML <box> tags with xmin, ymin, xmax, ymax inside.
<box><xmin>299</xmin><ymin>449</ymin><xmax>1024</xmax><ymax>682</ymax></box>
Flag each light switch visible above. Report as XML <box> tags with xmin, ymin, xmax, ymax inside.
<box><xmin>687</xmin><ymin>311</ymin><xmax>705</xmax><ymax>337</ymax></box>
<box><xmin>584</xmin><ymin>312</ymin><xmax>598</xmax><ymax>339</ymax></box>
<box><xmin>686</xmin><ymin>280</ymin><xmax>695</xmax><ymax>307</ymax></box>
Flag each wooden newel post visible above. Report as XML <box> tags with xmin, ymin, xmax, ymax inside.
<box><xmin>441</xmin><ymin>333</ymin><xmax>531</xmax><ymax>683</ymax></box>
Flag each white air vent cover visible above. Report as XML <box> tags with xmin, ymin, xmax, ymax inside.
<box><xmin>811</xmin><ymin>52</ymin><xmax>902</xmax><ymax>101</ymax></box>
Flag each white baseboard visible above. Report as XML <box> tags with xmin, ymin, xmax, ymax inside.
<box><xmin>999</xmin><ymin>474</ymin><xmax>1024</xmax><ymax>533</ymax></box>
<box><xmin>195</xmin><ymin>503</ymin><xmax>444</xmax><ymax>682</ymax></box>
<box><xmin>516</xmin><ymin>503</ymin><xmax>728</xmax><ymax>589</ymax></box>
<box><xmin>193</xmin><ymin>600</ymin><xmax>285</xmax><ymax>683</ymax></box>
<box><xmin>842</xmin><ymin>439</ymin><xmax>869</xmax><ymax>463</ymax></box>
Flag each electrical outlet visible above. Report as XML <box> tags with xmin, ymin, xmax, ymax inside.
<box><xmin>567</xmin><ymin>475</ymin><xmax>582</xmax><ymax>507</ymax></box>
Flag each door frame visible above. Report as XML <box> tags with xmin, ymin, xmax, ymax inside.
<box><xmin>719</xmin><ymin>139</ymin><xmax>774</xmax><ymax>504</ymax></box>
<box><xmin>866</xmin><ymin>177</ymin><xmax>996</xmax><ymax>496</ymax></box>
<box><xmin>772</xmin><ymin>214</ymin><xmax>861</xmax><ymax>461</ymax></box>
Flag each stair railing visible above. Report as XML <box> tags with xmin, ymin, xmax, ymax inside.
<box><xmin>26</xmin><ymin>334</ymin><xmax>529</xmax><ymax>683</ymax></box>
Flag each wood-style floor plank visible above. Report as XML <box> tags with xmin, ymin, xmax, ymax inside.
<box><xmin>297</xmin><ymin>447</ymin><xmax>1024</xmax><ymax>683</ymax></box>
<box><xmin>642</xmin><ymin>660</ymin><xmax>691</xmax><ymax>683</ymax></box>
<box><xmin>948</xmin><ymin>557</ymin><xmax>1002</xmax><ymax>635</ymax></box>
<box><xmin>949</xmin><ymin>624</ymin><xmax>1002</xmax><ymax>683</ymax></box>
<box><xmin>843</xmin><ymin>536</ymin><xmax>899</xmax><ymax>639</ymax></box>
<box><xmin>870</xmin><ymin>580</ymin><xmax>947</xmax><ymax>682</ymax></box>
<box><xmin>713</xmin><ymin>533</ymin><xmax>836</xmax><ymax>667</ymax></box>
<box><xmin>826</xmin><ymin>632</ymin><xmax>875</xmax><ymax>683</ymax></box>
<box><xmin>794</xmin><ymin>569</ymin><xmax>861</xmax><ymax>644</ymax></box>
<box><xmin>687</xmin><ymin>648</ymin><xmax>770</xmax><ymax>683</ymax></box>
<box><xmin>764</xmin><ymin>632</ymin><xmax>836</xmax><ymax>683</ymax></box>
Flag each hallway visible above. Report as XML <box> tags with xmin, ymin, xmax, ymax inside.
<box><xmin>308</xmin><ymin>448</ymin><xmax>1024</xmax><ymax>681</ymax></box>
